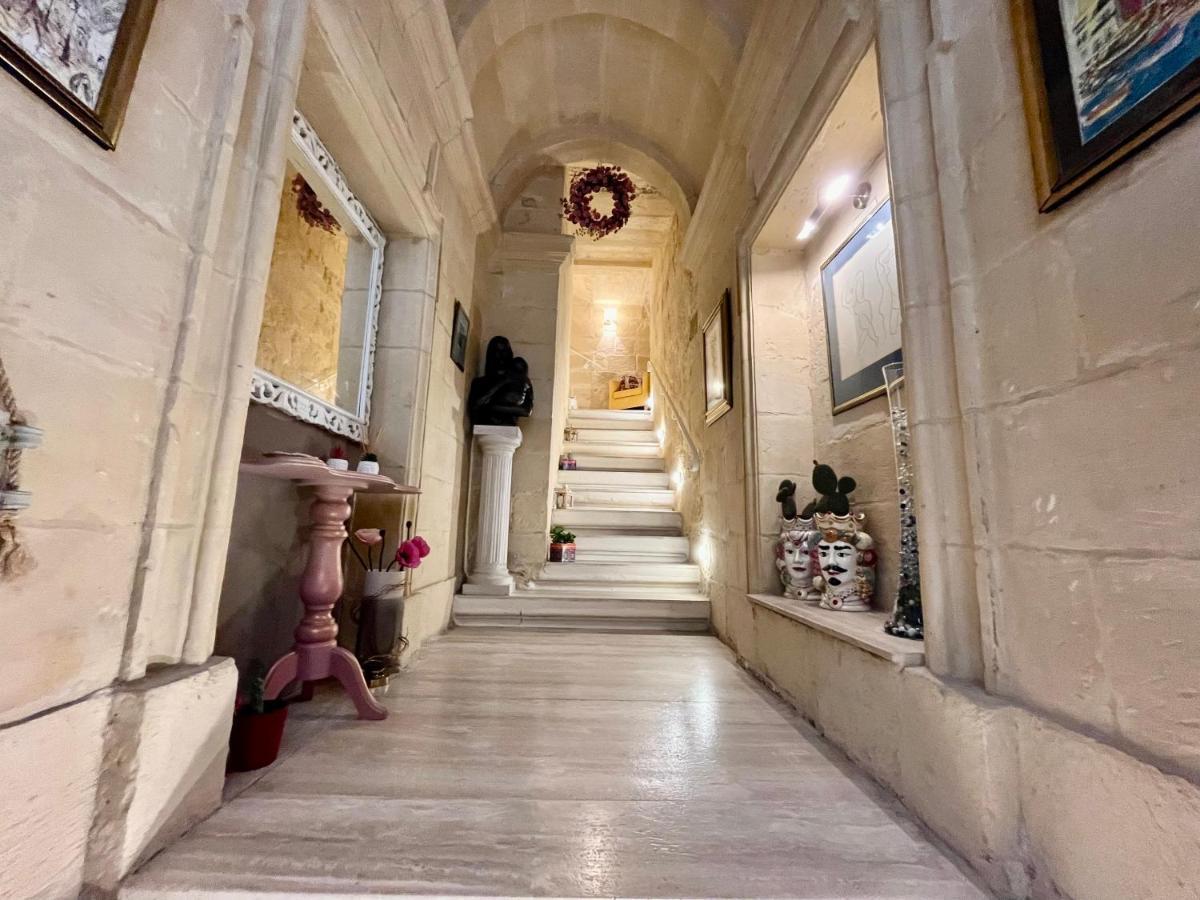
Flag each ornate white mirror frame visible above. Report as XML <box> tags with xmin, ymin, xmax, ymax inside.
<box><xmin>250</xmin><ymin>111</ymin><xmax>385</xmax><ymax>441</ymax></box>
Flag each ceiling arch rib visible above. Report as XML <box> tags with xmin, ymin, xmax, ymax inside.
<box><xmin>456</xmin><ymin>0</ymin><xmax>741</xmax><ymax>98</ymax></box>
<box><xmin>469</xmin><ymin>13</ymin><xmax>728</xmax><ymax>214</ymax></box>
<box><xmin>446</xmin><ymin>0</ymin><xmax>758</xmax><ymax>59</ymax></box>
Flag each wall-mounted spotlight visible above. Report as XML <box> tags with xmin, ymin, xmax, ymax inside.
<box><xmin>819</xmin><ymin>173</ymin><xmax>852</xmax><ymax>206</ymax></box>
<box><xmin>851</xmin><ymin>181</ymin><xmax>873</xmax><ymax>210</ymax></box>
<box><xmin>797</xmin><ymin>173</ymin><xmax>874</xmax><ymax>243</ymax></box>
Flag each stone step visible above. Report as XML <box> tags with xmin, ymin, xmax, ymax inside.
<box><xmin>559</xmin><ymin>486</ymin><xmax>676</xmax><ymax>509</ymax></box>
<box><xmin>553</xmin><ymin>507</ymin><xmax>682</xmax><ymax>534</ymax></box>
<box><xmin>564</xmin><ymin>439</ymin><xmax>661</xmax><ymax>459</ymax></box>
<box><xmin>567</xmin><ymin>409</ymin><xmax>654</xmax><ymax>430</ymax></box>
<box><xmin>558</xmin><ymin>469</ymin><xmax>670</xmax><ymax>489</ymax></box>
<box><xmin>536</xmin><ymin>562</ymin><xmax>702</xmax><ymax>585</ymax></box>
<box><xmin>573</xmin><ymin>534</ymin><xmax>690</xmax><ymax>563</ymax></box>
<box><xmin>453</xmin><ymin>592</ymin><xmax>710</xmax><ymax>633</ymax></box>
<box><xmin>570</xmin><ymin>455</ymin><xmax>665</xmax><ymax>472</ymax></box>
<box><xmin>570</xmin><ymin>428</ymin><xmax>659</xmax><ymax>445</ymax></box>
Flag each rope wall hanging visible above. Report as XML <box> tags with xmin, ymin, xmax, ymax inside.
<box><xmin>0</xmin><ymin>349</ymin><xmax>41</xmax><ymax>580</ymax></box>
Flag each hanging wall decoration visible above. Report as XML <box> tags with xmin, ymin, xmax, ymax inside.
<box><xmin>820</xmin><ymin>199</ymin><xmax>902</xmax><ymax>414</ymax></box>
<box><xmin>562</xmin><ymin>165</ymin><xmax>637</xmax><ymax>239</ymax></box>
<box><xmin>1013</xmin><ymin>0</ymin><xmax>1200</xmax><ymax>211</ymax></box>
<box><xmin>0</xmin><ymin>0</ymin><xmax>159</xmax><ymax>149</ymax></box>
<box><xmin>0</xmin><ymin>348</ymin><xmax>42</xmax><ymax>579</ymax></box>
<box><xmin>701</xmin><ymin>289</ymin><xmax>733</xmax><ymax>425</ymax></box>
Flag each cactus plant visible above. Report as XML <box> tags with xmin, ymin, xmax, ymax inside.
<box><xmin>775</xmin><ymin>479</ymin><xmax>798</xmax><ymax>520</ymax></box>
<box><xmin>810</xmin><ymin>460</ymin><xmax>857</xmax><ymax>516</ymax></box>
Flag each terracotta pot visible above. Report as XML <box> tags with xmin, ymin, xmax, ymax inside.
<box><xmin>227</xmin><ymin>705</ymin><xmax>289</xmax><ymax>772</ymax></box>
<box><xmin>549</xmin><ymin>542</ymin><xmax>576</xmax><ymax>563</ymax></box>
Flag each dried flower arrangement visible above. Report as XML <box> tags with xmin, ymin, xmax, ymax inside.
<box><xmin>561</xmin><ymin>165</ymin><xmax>636</xmax><ymax>239</ymax></box>
<box><xmin>292</xmin><ymin>173</ymin><xmax>341</xmax><ymax>233</ymax></box>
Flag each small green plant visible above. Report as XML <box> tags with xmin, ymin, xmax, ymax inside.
<box><xmin>362</xmin><ymin>452</ymin><xmax>378</xmax><ymax>462</ymax></box>
<box><xmin>550</xmin><ymin>525</ymin><xmax>576</xmax><ymax>544</ymax></box>
<box><xmin>239</xmin><ymin>660</ymin><xmax>289</xmax><ymax>715</ymax></box>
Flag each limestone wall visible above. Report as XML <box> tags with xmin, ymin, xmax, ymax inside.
<box><xmin>651</xmin><ymin>0</ymin><xmax>1200</xmax><ymax>895</ymax></box>
<box><xmin>921</xmin><ymin>0</ymin><xmax>1200</xmax><ymax>779</ymax></box>
<box><xmin>569</xmin><ymin>267</ymin><xmax>652</xmax><ymax>409</ymax></box>
<box><xmin>0</xmin><ymin>1</ymin><xmax>305</xmax><ymax>894</ymax></box>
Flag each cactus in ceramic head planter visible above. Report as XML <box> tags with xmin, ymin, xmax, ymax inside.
<box><xmin>774</xmin><ymin>479</ymin><xmax>820</xmax><ymax>602</ymax></box>
<box><xmin>808</xmin><ymin>461</ymin><xmax>876</xmax><ymax>612</ymax></box>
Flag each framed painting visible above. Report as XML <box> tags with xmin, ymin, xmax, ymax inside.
<box><xmin>820</xmin><ymin>199</ymin><xmax>902</xmax><ymax>415</ymax></box>
<box><xmin>0</xmin><ymin>0</ymin><xmax>158</xmax><ymax>149</ymax></box>
<box><xmin>702</xmin><ymin>289</ymin><xmax>733</xmax><ymax>426</ymax></box>
<box><xmin>450</xmin><ymin>300</ymin><xmax>470</xmax><ymax>372</ymax></box>
<box><xmin>1014</xmin><ymin>0</ymin><xmax>1200</xmax><ymax>211</ymax></box>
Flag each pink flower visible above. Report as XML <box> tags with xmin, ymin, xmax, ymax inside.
<box><xmin>354</xmin><ymin>529</ymin><xmax>382</xmax><ymax>546</ymax></box>
<box><xmin>412</xmin><ymin>535</ymin><xmax>431</xmax><ymax>558</ymax></box>
<box><xmin>395</xmin><ymin>539</ymin><xmax>422</xmax><ymax>569</ymax></box>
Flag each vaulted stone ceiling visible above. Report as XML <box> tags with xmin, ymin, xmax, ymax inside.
<box><xmin>444</xmin><ymin>0</ymin><xmax>761</xmax><ymax>218</ymax></box>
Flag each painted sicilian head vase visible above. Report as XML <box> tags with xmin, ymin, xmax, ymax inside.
<box><xmin>812</xmin><ymin>512</ymin><xmax>876</xmax><ymax>612</ymax></box>
<box><xmin>775</xmin><ymin>518</ymin><xmax>820</xmax><ymax>602</ymax></box>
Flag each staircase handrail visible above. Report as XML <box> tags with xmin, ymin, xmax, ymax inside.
<box><xmin>648</xmin><ymin>360</ymin><xmax>700</xmax><ymax>473</ymax></box>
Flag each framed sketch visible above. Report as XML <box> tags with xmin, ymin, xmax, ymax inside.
<box><xmin>249</xmin><ymin>111</ymin><xmax>385</xmax><ymax>442</ymax></box>
<box><xmin>1014</xmin><ymin>0</ymin><xmax>1200</xmax><ymax>211</ymax></box>
<box><xmin>450</xmin><ymin>300</ymin><xmax>470</xmax><ymax>371</ymax></box>
<box><xmin>0</xmin><ymin>0</ymin><xmax>158</xmax><ymax>149</ymax></box>
<box><xmin>702</xmin><ymin>289</ymin><xmax>733</xmax><ymax>426</ymax></box>
<box><xmin>820</xmin><ymin>199</ymin><xmax>902</xmax><ymax>415</ymax></box>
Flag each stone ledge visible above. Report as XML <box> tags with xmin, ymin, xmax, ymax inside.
<box><xmin>747</xmin><ymin>593</ymin><xmax>925</xmax><ymax>667</ymax></box>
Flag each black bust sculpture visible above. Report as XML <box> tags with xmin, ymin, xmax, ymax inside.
<box><xmin>468</xmin><ymin>336</ymin><xmax>534</xmax><ymax>427</ymax></box>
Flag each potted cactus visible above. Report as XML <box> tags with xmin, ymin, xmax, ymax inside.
<box><xmin>549</xmin><ymin>525</ymin><xmax>576</xmax><ymax>563</ymax></box>
<box><xmin>227</xmin><ymin>662</ymin><xmax>289</xmax><ymax>773</ymax></box>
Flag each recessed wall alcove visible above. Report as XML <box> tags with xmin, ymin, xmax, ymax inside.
<box><xmin>216</xmin><ymin>8</ymin><xmax>444</xmax><ymax>674</ymax></box>
<box><xmin>741</xmin><ymin>47</ymin><xmax>903</xmax><ymax>614</ymax></box>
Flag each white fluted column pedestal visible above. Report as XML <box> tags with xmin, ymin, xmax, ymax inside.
<box><xmin>463</xmin><ymin>425</ymin><xmax>523</xmax><ymax>596</ymax></box>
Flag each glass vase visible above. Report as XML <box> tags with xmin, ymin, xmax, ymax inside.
<box><xmin>883</xmin><ymin>362</ymin><xmax>923</xmax><ymax>640</ymax></box>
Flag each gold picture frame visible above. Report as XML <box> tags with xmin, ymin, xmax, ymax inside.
<box><xmin>702</xmin><ymin>289</ymin><xmax>733</xmax><ymax>426</ymax></box>
<box><xmin>1013</xmin><ymin>0</ymin><xmax>1200</xmax><ymax>212</ymax></box>
<box><xmin>0</xmin><ymin>0</ymin><xmax>158</xmax><ymax>150</ymax></box>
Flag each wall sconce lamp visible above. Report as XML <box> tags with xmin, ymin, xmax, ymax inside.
<box><xmin>602</xmin><ymin>307</ymin><xmax>618</xmax><ymax>338</ymax></box>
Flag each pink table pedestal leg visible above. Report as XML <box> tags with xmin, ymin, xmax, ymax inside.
<box><xmin>262</xmin><ymin>483</ymin><xmax>387</xmax><ymax>721</ymax></box>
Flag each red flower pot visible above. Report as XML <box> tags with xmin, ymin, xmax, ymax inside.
<box><xmin>227</xmin><ymin>704</ymin><xmax>289</xmax><ymax>772</ymax></box>
<box><xmin>549</xmin><ymin>542</ymin><xmax>576</xmax><ymax>563</ymax></box>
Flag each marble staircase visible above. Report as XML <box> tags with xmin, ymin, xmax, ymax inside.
<box><xmin>454</xmin><ymin>408</ymin><xmax>709</xmax><ymax>632</ymax></box>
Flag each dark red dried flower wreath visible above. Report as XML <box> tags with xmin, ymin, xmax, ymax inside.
<box><xmin>292</xmin><ymin>174</ymin><xmax>341</xmax><ymax>234</ymax></box>
<box><xmin>561</xmin><ymin>165</ymin><xmax>636</xmax><ymax>239</ymax></box>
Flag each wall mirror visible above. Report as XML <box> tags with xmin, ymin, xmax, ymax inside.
<box><xmin>250</xmin><ymin>111</ymin><xmax>384</xmax><ymax>441</ymax></box>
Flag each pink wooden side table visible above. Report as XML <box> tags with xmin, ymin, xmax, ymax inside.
<box><xmin>240</xmin><ymin>456</ymin><xmax>420</xmax><ymax>721</ymax></box>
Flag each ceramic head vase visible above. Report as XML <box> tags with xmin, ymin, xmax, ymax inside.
<box><xmin>776</xmin><ymin>519</ymin><xmax>820</xmax><ymax>601</ymax></box>
<box><xmin>812</xmin><ymin>511</ymin><xmax>876</xmax><ymax>612</ymax></box>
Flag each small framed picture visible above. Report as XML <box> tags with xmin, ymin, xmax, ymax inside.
<box><xmin>1013</xmin><ymin>0</ymin><xmax>1200</xmax><ymax>211</ymax></box>
<box><xmin>450</xmin><ymin>300</ymin><xmax>470</xmax><ymax>371</ymax></box>
<box><xmin>0</xmin><ymin>0</ymin><xmax>159</xmax><ymax>149</ymax></box>
<box><xmin>702</xmin><ymin>289</ymin><xmax>733</xmax><ymax>426</ymax></box>
<box><xmin>820</xmin><ymin>199</ymin><xmax>903</xmax><ymax>414</ymax></box>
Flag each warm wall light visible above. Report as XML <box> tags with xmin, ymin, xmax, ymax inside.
<box><xmin>796</xmin><ymin>218</ymin><xmax>817</xmax><ymax>241</ymax></box>
<box><xmin>820</xmin><ymin>173</ymin><xmax>852</xmax><ymax>206</ymax></box>
<box><xmin>602</xmin><ymin>307</ymin><xmax>618</xmax><ymax>337</ymax></box>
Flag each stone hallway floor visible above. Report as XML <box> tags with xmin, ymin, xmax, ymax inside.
<box><xmin>123</xmin><ymin>631</ymin><xmax>989</xmax><ymax>898</ymax></box>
